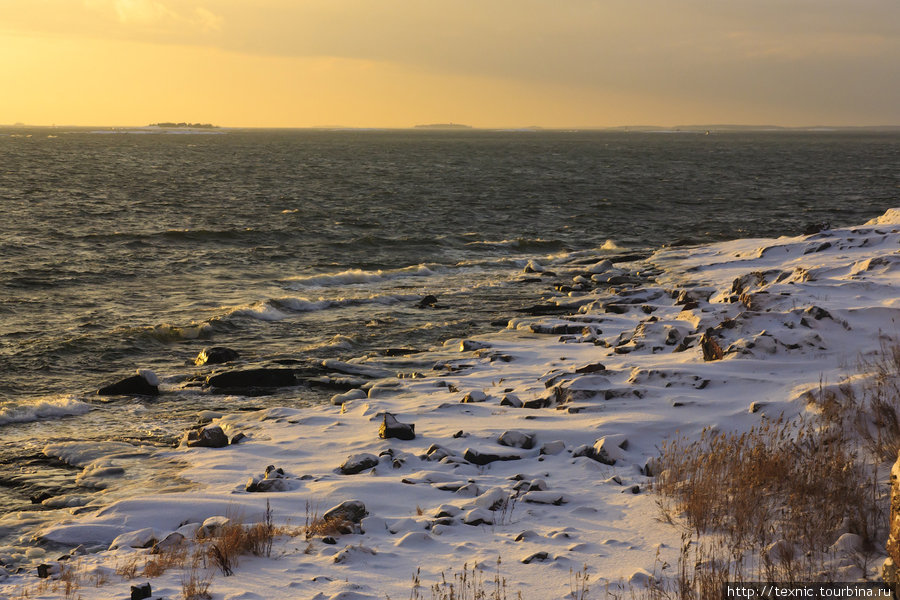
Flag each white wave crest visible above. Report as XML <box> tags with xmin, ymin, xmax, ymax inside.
<box><xmin>0</xmin><ymin>396</ymin><xmax>91</xmax><ymax>426</ymax></box>
<box><xmin>227</xmin><ymin>293</ymin><xmax>420</xmax><ymax>322</ymax></box>
<box><xmin>285</xmin><ymin>265</ymin><xmax>435</xmax><ymax>288</ymax></box>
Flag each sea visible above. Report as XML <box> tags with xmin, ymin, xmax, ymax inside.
<box><xmin>1</xmin><ymin>127</ymin><xmax>898</xmax><ymax>564</ymax></box>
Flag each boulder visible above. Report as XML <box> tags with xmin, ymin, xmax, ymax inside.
<box><xmin>461</xmin><ymin>390</ymin><xmax>488</xmax><ymax>403</ymax></box>
<box><xmin>182</xmin><ymin>425</ymin><xmax>229</xmax><ymax>448</ymax></box>
<box><xmin>323</xmin><ymin>500</ymin><xmax>368</xmax><ymax>524</ymax></box>
<box><xmin>463</xmin><ymin>448</ymin><xmax>522</xmax><ymax>466</ymax></box>
<box><xmin>330</xmin><ymin>388</ymin><xmax>368</xmax><ymax>406</ymax></box>
<box><xmin>417</xmin><ymin>295</ymin><xmax>439</xmax><ymax>308</ymax></box>
<box><xmin>500</xmin><ymin>393</ymin><xmax>523</xmax><ymax>408</ymax></box>
<box><xmin>539</xmin><ymin>440</ymin><xmax>566</xmax><ymax>455</ymax></box>
<box><xmin>195</xmin><ymin>347</ymin><xmax>240</xmax><ymax>366</ymax></box>
<box><xmin>497</xmin><ymin>430</ymin><xmax>535</xmax><ymax>450</ymax></box>
<box><xmin>699</xmin><ymin>330</ymin><xmax>724</xmax><ymax>361</ymax></box>
<box><xmin>131</xmin><ymin>583</ymin><xmax>152</xmax><ymax>600</ymax></box>
<box><xmin>206</xmin><ymin>368</ymin><xmax>297</xmax><ymax>390</ymax></box>
<box><xmin>340</xmin><ymin>453</ymin><xmax>379</xmax><ymax>475</ymax></box>
<box><xmin>378</xmin><ymin>413</ymin><xmax>415</xmax><ymax>441</ymax></box>
<box><xmin>110</xmin><ymin>528</ymin><xmax>158</xmax><ymax>550</ymax></box>
<box><xmin>97</xmin><ymin>371</ymin><xmax>159</xmax><ymax>396</ymax></box>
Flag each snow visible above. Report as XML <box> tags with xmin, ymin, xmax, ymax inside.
<box><xmin>5</xmin><ymin>209</ymin><xmax>900</xmax><ymax>598</ymax></box>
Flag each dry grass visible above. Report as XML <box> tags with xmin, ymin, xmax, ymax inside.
<box><xmin>302</xmin><ymin>500</ymin><xmax>354</xmax><ymax>539</ymax></box>
<box><xmin>182</xmin><ymin>551</ymin><xmax>213</xmax><ymax>600</ymax></box>
<box><xmin>143</xmin><ymin>545</ymin><xmax>188</xmax><ymax>578</ymax></box>
<box><xmin>647</xmin><ymin>344</ymin><xmax>900</xmax><ymax>599</ymax></box>
<box><xmin>408</xmin><ymin>557</ymin><xmax>523</xmax><ymax>600</ymax></box>
<box><xmin>207</xmin><ymin>500</ymin><xmax>278</xmax><ymax>576</ymax></box>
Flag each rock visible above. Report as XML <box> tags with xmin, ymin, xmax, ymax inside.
<box><xmin>110</xmin><ymin>528</ymin><xmax>158</xmax><ymax>550</ymax></box>
<box><xmin>340</xmin><ymin>453</ymin><xmax>379</xmax><ymax>475</ymax></box>
<box><xmin>587</xmin><ymin>260</ymin><xmax>613</xmax><ymax>274</ymax></box>
<box><xmin>378</xmin><ymin>413</ymin><xmax>415</xmax><ymax>441</ymax></box>
<box><xmin>461</xmin><ymin>390</ymin><xmax>488</xmax><ymax>403</ymax></box>
<box><xmin>36</xmin><ymin>563</ymin><xmax>60</xmax><ymax>579</ymax></box>
<box><xmin>206</xmin><ymin>368</ymin><xmax>297</xmax><ymax>390</ymax></box>
<box><xmin>539</xmin><ymin>440</ymin><xmax>566</xmax><ymax>455</ymax></box>
<box><xmin>473</xmin><ymin>487</ymin><xmax>509</xmax><ymax>511</ymax></box>
<box><xmin>574</xmin><ymin>362</ymin><xmax>606</xmax><ymax>374</ymax></box>
<box><xmin>131</xmin><ymin>582</ymin><xmax>152</xmax><ymax>600</ymax></box>
<box><xmin>200</xmin><ymin>516</ymin><xmax>230</xmax><ymax>538</ymax></box>
<box><xmin>330</xmin><ymin>388</ymin><xmax>368</xmax><ymax>406</ymax></box>
<box><xmin>417</xmin><ymin>294</ymin><xmax>439</xmax><ymax>308</ymax></box>
<box><xmin>699</xmin><ymin>329</ymin><xmax>724</xmax><ymax>361</ymax></box>
<box><xmin>520</xmin><ymin>260</ymin><xmax>542</xmax><ymax>274</ymax></box>
<box><xmin>322</xmin><ymin>536</ymin><xmax>337</xmax><ymax>544</ymax></box>
<box><xmin>572</xmin><ymin>444</ymin><xmax>616</xmax><ymax>465</ymax></box>
<box><xmin>522</xmin><ymin>491</ymin><xmax>567</xmax><ymax>505</ymax></box>
<box><xmin>194</xmin><ymin>347</ymin><xmax>240</xmax><ymax>366</ymax></box>
<box><xmin>500</xmin><ymin>393</ymin><xmax>523</xmax><ymax>408</ymax></box>
<box><xmin>323</xmin><ymin>500</ymin><xmax>368</xmax><ymax>525</ymax></box>
<box><xmin>151</xmin><ymin>532</ymin><xmax>185</xmax><ymax>554</ymax></box>
<box><xmin>463</xmin><ymin>448</ymin><xmax>522</xmax><ymax>466</ymax></box>
<box><xmin>497</xmin><ymin>430</ymin><xmax>535</xmax><ymax>450</ymax></box>
<box><xmin>460</xmin><ymin>339</ymin><xmax>491</xmax><ymax>352</ymax></box>
<box><xmin>182</xmin><ymin>425</ymin><xmax>229</xmax><ymax>448</ymax></box>
<box><xmin>803</xmin><ymin>221</ymin><xmax>831</xmax><ymax>235</ymax></box>
<box><xmin>593</xmin><ymin>436</ymin><xmax>628</xmax><ymax>464</ymax></box>
<box><xmin>463</xmin><ymin>508</ymin><xmax>494</xmax><ymax>526</ymax></box>
<box><xmin>521</xmin><ymin>551</ymin><xmax>550</xmax><ymax>564</ymax></box>
<box><xmin>230</xmin><ymin>432</ymin><xmax>247</xmax><ymax>445</ymax></box>
<box><xmin>97</xmin><ymin>372</ymin><xmax>159</xmax><ymax>396</ymax></box>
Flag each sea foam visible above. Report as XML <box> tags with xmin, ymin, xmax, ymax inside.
<box><xmin>0</xmin><ymin>396</ymin><xmax>91</xmax><ymax>426</ymax></box>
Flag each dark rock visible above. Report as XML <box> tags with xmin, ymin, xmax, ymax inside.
<box><xmin>515</xmin><ymin>304</ymin><xmax>572</xmax><ymax>316</ymax></box>
<box><xmin>699</xmin><ymin>330</ymin><xmax>724</xmax><ymax>361</ymax></box>
<box><xmin>340</xmin><ymin>453</ymin><xmax>379</xmax><ymax>475</ymax></box>
<box><xmin>805</xmin><ymin>306</ymin><xmax>833</xmax><ymax>321</ymax></box>
<box><xmin>803</xmin><ymin>221</ymin><xmax>831</xmax><ymax>235</ymax></box>
<box><xmin>322</xmin><ymin>536</ymin><xmax>337</xmax><ymax>545</ymax></box>
<box><xmin>206</xmin><ymin>368</ymin><xmax>297</xmax><ymax>390</ymax></box>
<box><xmin>131</xmin><ymin>582</ymin><xmax>152</xmax><ymax>600</ymax></box>
<box><xmin>36</xmin><ymin>563</ymin><xmax>52</xmax><ymax>578</ymax></box>
<box><xmin>572</xmin><ymin>444</ymin><xmax>616</xmax><ymax>465</ymax></box>
<box><xmin>463</xmin><ymin>448</ymin><xmax>522</xmax><ymax>466</ymax></box>
<box><xmin>521</xmin><ymin>551</ymin><xmax>550</xmax><ymax>564</ymax></box>
<box><xmin>30</xmin><ymin>491</ymin><xmax>52</xmax><ymax>504</ymax></box>
<box><xmin>378</xmin><ymin>413</ymin><xmax>416</xmax><ymax>441</ymax></box>
<box><xmin>522</xmin><ymin>397</ymin><xmax>551</xmax><ymax>409</ymax></box>
<box><xmin>182</xmin><ymin>425</ymin><xmax>230</xmax><ymax>448</ymax></box>
<box><xmin>417</xmin><ymin>295</ymin><xmax>439</xmax><ymax>308</ymax></box>
<box><xmin>500</xmin><ymin>394</ymin><xmax>523</xmax><ymax>408</ymax></box>
<box><xmin>461</xmin><ymin>390</ymin><xmax>488</xmax><ymax>403</ymax></box>
<box><xmin>230</xmin><ymin>432</ymin><xmax>247</xmax><ymax>445</ymax></box>
<box><xmin>574</xmin><ymin>362</ymin><xmax>606</xmax><ymax>374</ymax></box>
<box><xmin>195</xmin><ymin>347</ymin><xmax>240</xmax><ymax>366</ymax></box>
<box><xmin>97</xmin><ymin>374</ymin><xmax>158</xmax><ymax>396</ymax></box>
<box><xmin>323</xmin><ymin>500</ymin><xmax>368</xmax><ymax>524</ymax></box>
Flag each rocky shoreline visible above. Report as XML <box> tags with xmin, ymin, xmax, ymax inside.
<box><xmin>5</xmin><ymin>209</ymin><xmax>900</xmax><ymax>598</ymax></box>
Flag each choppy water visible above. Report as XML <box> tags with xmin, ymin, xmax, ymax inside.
<box><xmin>1</xmin><ymin>127</ymin><xmax>898</xmax><ymax>562</ymax></box>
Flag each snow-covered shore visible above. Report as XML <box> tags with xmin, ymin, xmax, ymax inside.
<box><xmin>5</xmin><ymin>209</ymin><xmax>900</xmax><ymax>599</ymax></box>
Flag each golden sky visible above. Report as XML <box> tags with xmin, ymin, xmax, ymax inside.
<box><xmin>2</xmin><ymin>0</ymin><xmax>898</xmax><ymax>128</ymax></box>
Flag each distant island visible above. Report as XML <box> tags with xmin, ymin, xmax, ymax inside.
<box><xmin>413</xmin><ymin>123</ymin><xmax>472</xmax><ymax>130</ymax></box>
<box><xmin>149</xmin><ymin>122</ymin><xmax>219</xmax><ymax>129</ymax></box>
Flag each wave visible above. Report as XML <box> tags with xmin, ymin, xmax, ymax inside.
<box><xmin>227</xmin><ymin>293</ymin><xmax>421</xmax><ymax>322</ymax></box>
<box><xmin>284</xmin><ymin>265</ymin><xmax>436</xmax><ymax>288</ymax></box>
<box><xmin>464</xmin><ymin>238</ymin><xmax>568</xmax><ymax>251</ymax></box>
<box><xmin>0</xmin><ymin>396</ymin><xmax>91</xmax><ymax>426</ymax></box>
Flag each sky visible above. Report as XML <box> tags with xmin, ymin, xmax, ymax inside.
<box><xmin>1</xmin><ymin>0</ymin><xmax>899</xmax><ymax>128</ymax></box>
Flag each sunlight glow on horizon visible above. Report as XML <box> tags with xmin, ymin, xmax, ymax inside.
<box><xmin>2</xmin><ymin>1</ymin><xmax>898</xmax><ymax>128</ymax></box>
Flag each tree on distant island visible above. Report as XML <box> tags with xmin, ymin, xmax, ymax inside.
<box><xmin>150</xmin><ymin>122</ymin><xmax>219</xmax><ymax>128</ymax></box>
